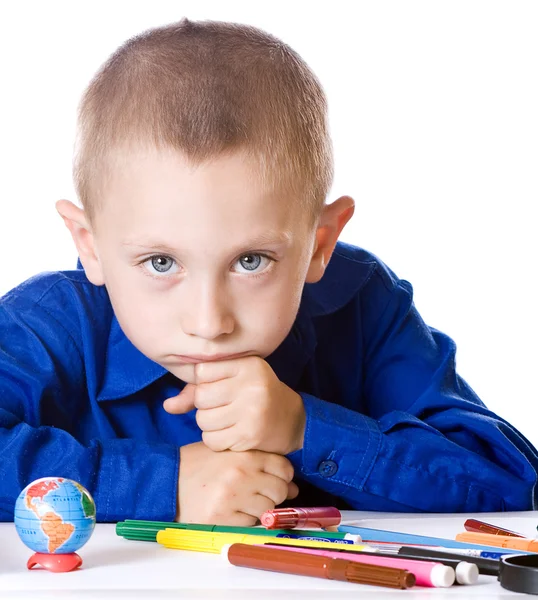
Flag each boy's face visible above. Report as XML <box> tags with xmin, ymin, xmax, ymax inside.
<box><xmin>90</xmin><ymin>148</ymin><xmax>320</xmax><ymax>369</ymax></box>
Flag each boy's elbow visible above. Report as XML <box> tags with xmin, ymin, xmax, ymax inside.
<box><xmin>479</xmin><ymin>475</ymin><xmax>537</xmax><ymax>513</ymax></box>
<box><xmin>505</xmin><ymin>481</ymin><xmax>537</xmax><ymax>512</ymax></box>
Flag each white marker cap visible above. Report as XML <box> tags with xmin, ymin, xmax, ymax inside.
<box><xmin>344</xmin><ymin>533</ymin><xmax>362</xmax><ymax>542</ymax></box>
<box><xmin>455</xmin><ymin>561</ymin><xmax>479</xmax><ymax>585</ymax></box>
<box><xmin>431</xmin><ymin>564</ymin><xmax>456</xmax><ymax>587</ymax></box>
<box><xmin>220</xmin><ymin>543</ymin><xmax>232</xmax><ymax>562</ymax></box>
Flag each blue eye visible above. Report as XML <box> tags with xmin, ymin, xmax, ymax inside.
<box><xmin>144</xmin><ymin>255</ymin><xmax>177</xmax><ymax>275</ymax></box>
<box><xmin>239</xmin><ymin>254</ymin><xmax>262</xmax><ymax>271</ymax></box>
<box><xmin>234</xmin><ymin>253</ymin><xmax>274</xmax><ymax>275</ymax></box>
<box><xmin>152</xmin><ymin>256</ymin><xmax>174</xmax><ymax>272</ymax></box>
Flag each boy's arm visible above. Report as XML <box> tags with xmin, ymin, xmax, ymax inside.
<box><xmin>287</xmin><ymin>277</ymin><xmax>538</xmax><ymax>512</ymax></box>
<box><xmin>0</xmin><ymin>283</ymin><xmax>178</xmax><ymax>522</ymax></box>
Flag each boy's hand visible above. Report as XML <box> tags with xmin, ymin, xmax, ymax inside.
<box><xmin>177</xmin><ymin>441</ymin><xmax>299</xmax><ymax>525</ymax></box>
<box><xmin>164</xmin><ymin>356</ymin><xmax>306</xmax><ymax>455</ymax></box>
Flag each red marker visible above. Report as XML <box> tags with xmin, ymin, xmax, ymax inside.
<box><xmin>463</xmin><ymin>519</ymin><xmax>525</xmax><ymax>538</ymax></box>
<box><xmin>261</xmin><ymin>507</ymin><xmax>341</xmax><ymax>529</ymax></box>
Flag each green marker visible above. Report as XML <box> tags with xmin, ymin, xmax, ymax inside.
<box><xmin>115</xmin><ymin>519</ymin><xmax>359</xmax><ymax>543</ymax></box>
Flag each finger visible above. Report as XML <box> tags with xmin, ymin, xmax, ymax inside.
<box><xmin>286</xmin><ymin>481</ymin><xmax>299</xmax><ymax>500</ymax></box>
<box><xmin>163</xmin><ymin>383</ymin><xmax>196</xmax><ymax>414</ymax></box>
<box><xmin>202</xmin><ymin>426</ymin><xmax>237</xmax><ymax>452</ymax></box>
<box><xmin>194</xmin><ymin>359</ymin><xmax>242</xmax><ymax>384</ymax></box>
<box><xmin>196</xmin><ymin>405</ymin><xmax>236</xmax><ymax>432</ymax></box>
<box><xmin>211</xmin><ymin>511</ymin><xmax>259</xmax><ymax>527</ymax></box>
<box><xmin>237</xmin><ymin>493</ymin><xmax>276</xmax><ymax>520</ymax></box>
<box><xmin>193</xmin><ymin>380</ymin><xmax>234</xmax><ymax>410</ymax></box>
<box><xmin>256</xmin><ymin>472</ymin><xmax>291</xmax><ymax>507</ymax></box>
<box><xmin>261</xmin><ymin>453</ymin><xmax>295</xmax><ymax>483</ymax></box>
<box><xmin>167</xmin><ymin>363</ymin><xmax>197</xmax><ymax>384</ymax></box>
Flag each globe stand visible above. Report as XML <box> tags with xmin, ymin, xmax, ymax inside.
<box><xmin>27</xmin><ymin>552</ymin><xmax>83</xmax><ymax>572</ymax></box>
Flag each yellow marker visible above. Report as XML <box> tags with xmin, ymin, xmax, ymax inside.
<box><xmin>156</xmin><ymin>528</ymin><xmax>376</xmax><ymax>554</ymax></box>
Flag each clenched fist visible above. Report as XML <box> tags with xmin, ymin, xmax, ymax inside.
<box><xmin>165</xmin><ymin>356</ymin><xmax>306</xmax><ymax>455</ymax></box>
<box><xmin>177</xmin><ymin>441</ymin><xmax>299</xmax><ymax>525</ymax></box>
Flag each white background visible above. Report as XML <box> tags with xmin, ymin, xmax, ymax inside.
<box><xmin>0</xmin><ymin>1</ymin><xmax>536</xmax><ymax>444</ymax></box>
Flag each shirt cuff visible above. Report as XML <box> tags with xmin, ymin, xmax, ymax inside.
<box><xmin>287</xmin><ymin>393</ymin><xmax>382</xmax><ymax>494</ymax></box>
<box><xmin>95</xmin><ymin>439</ymin><xmax>179</xmax><ymax>522</ymax></box>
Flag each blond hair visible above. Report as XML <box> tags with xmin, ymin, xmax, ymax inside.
<box><xmin>73</xmin><ymin>18</ymin><xmax>333</xmax><ymax>227</ymax></box>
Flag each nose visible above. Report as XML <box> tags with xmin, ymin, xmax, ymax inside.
<box><xmin>181</xmin><ymin>279</ymin><xmax>235</xmax><ymax>340</ymax></box>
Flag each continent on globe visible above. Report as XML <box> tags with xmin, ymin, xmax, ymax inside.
<box><xmin>25</xmin><ymin>479</ymin><xmax>62</xmax><ymax>517</ymax></box>
<box><xmin>41</xmin><ymin>513</ymin><xmax>75</xmax><ymax>553</ymax></box>
<box><xmin>74</xmin><ymin>482</ymin><xmax>96</xmax><ymax>518</ymax></box>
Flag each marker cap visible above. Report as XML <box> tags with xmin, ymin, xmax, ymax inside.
<box><xmin>261</xmin><ymin>507</ymin><xmax>341</xmax><ymax>529</ymax></box>
<box><xmin>455</xmin><ymin>562</ymin><xmax>479</xmax><ymax>585</ymax></box>
<box><xmin>430</xmin><ymin>564</ymin><xmax>456</xmax><ymax>588</ymax></box>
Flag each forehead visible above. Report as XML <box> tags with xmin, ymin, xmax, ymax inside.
<box><xmin>96</xmin><ymin>147</ymin><xmax>304</xmax><ymax>245</ymax></box>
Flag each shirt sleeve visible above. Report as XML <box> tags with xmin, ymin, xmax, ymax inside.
<box><xmin>287</xmin><ymin>277</ymin><xmax>538</xmax><ymax>512</ymax></box>
<box><xmin>0</xmin><ymin>287</ymin><xmax>178</xmax><ymax>522</ymax></box>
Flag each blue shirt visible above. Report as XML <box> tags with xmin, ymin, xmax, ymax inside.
<box><xmin>1</xmin><ymin>241</ymin><xmax>536</xmax><ymax>521</ymax></box>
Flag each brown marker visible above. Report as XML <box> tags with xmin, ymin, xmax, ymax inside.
<box><xmin>223</xmin><ymin>543</ymin><xmax>416</xmax><ymax>589</ymax></box>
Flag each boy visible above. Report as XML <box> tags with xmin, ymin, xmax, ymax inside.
<box><xmin>1</xmin><ymin>18</ymin><xmax>536</xmax><ymax>524</ymax></box>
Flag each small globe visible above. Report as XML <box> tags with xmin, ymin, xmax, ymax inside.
<box><xmin>14</xmin><ymin>477</ymin><xmax>96</xmax><ymax>554</ymax></box>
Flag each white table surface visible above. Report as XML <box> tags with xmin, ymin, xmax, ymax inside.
<box><xmin>1</xmin><ymin>510</ymin><xmax>537</xmax><ymax>599</ymax></box>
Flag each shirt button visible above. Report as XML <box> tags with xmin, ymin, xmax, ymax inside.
<box><xmin>318</xmin><ymin>460</ymin><xmax>338</xmax><ymax>478</ymax></box>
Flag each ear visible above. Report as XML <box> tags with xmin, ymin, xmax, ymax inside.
<box><xmin>305</xmin><ymin>195</ymin><xmax>355</xmax><ymax>283</ymax></box>
<box><xmin>55</xmin><ymin>199</ymin><xmax>105</xmax><ymax>286</ymax></box>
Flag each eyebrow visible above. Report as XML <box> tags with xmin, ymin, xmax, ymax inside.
<box><xmin>121</xmin><ymin>230</ymin><xmax>293</xmax><ymax>254</ymax></box>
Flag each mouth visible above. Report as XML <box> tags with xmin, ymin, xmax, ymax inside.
<box><xmin>173</xmin><ymin>352</ymin><xmax>251</xmax><ymax>364</ymax></box>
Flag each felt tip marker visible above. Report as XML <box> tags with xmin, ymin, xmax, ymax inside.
<box><xmin>338</xmin><ymin>524</ymin><xmax>523</xmax><ymax>553</ymax></box>
<box><xmin>263</xmin><ymin>544</ymin><xmax>458</xmax><ymax>587</ymax></box>
<box><xmin>463</xmin><ymin>519</ymin><xmax>525</xmax><ymax>538</ymax></box>
<box><xmin>456</xmin><ymin>532</ymin><xmax>538</xmax><ymax>552</ymax></box>
<box><xmin>367</xmin><ymin>542</ymin><xmax>508</xmax><ymax>560</ymax></box>
<box><xmin>394</xmin><ymin>546</ymin><xmax>501</xmax><ymax>577</ymax></box>
<box><xmin>261</xmin><ymin>507</ymin><xmax>341</xmax><ymax>529</ymax></box>
<box><xmin>115</xmin><ymin>519</ymin><xmax>359</xmax><ymax>543</ymax></box>
<box><xmin>156</xmin><ymin>528</ymin><xmax>374</xmax><ymax>554</ymax></box>
<box><xmin>222</xmin><ymin>543</ymin><xmax>416</xmax><ymax>589</ymax></box>
<box><xmin>275</xmin><ymin>533</ymin><xmax>358</xmax><ymax>544</ymax></box>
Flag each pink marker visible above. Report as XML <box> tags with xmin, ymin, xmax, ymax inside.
<box><xmin>263</xmin><ymin>545</ymin><xmax>457</xmax><ymax>588</ymax></box>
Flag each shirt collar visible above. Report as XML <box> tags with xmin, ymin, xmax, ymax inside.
<box><xmin>302</xmin><ymin>242</ymin><xmax>377</xmax><ymax>317</ymax></box>
<box><xmin>93</xmin><ymin>241</ymin><xmax>376</xmax><ymax>402</ymax></box>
